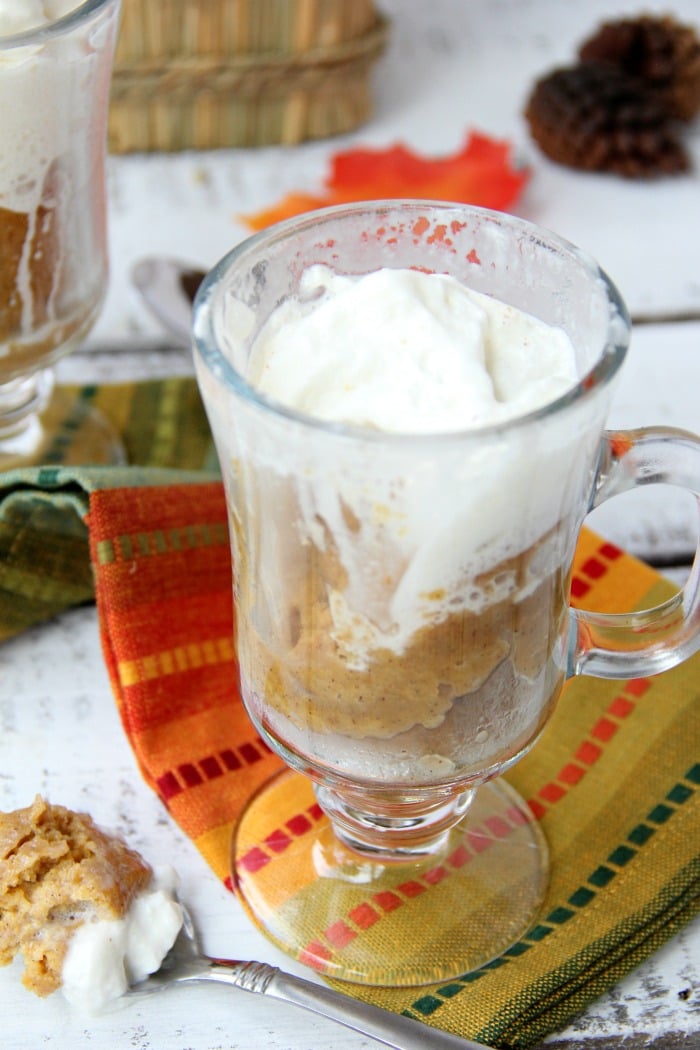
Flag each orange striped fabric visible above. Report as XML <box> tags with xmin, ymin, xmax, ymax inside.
<box><xmin>89</xmin><ymin>482</ymin><xmax>699</xmax><ymax>1048</ymax></box>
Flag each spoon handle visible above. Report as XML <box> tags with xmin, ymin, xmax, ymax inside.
<box><xmin>206</xmin><ymin>958</ymin><xmax>492</xmax><ymax>1049</ymax></box>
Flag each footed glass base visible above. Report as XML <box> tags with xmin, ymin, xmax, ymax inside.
<box><xmin>231</xmin><ymin>769</ymin><xmax>548</xmax><ymax>986</ymax></box>
<box><xmin>0</xmin><ymin>385</ymin><xmax>125</xmax><ymax>469</ymax></box>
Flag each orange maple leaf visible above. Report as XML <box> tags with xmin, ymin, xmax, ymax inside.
<box><xmin>242</xmin><ymin>131</ymin><xmax>529</xmax><ymax>231</ymax></box>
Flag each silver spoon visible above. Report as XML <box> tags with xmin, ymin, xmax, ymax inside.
<box><xmin>130</xmin><ymin>254</ymin><xmax>700</xmax><ymax>351</ymax></box>
<box><xmin>127</xmin><ymin>903</ymin><xmax>492</xmax><ymax>1050</ymax></box>
<box><xmin>131</xmin><ymin>256</ymin><xmax>201</xmax><ymax>348</ymax></box>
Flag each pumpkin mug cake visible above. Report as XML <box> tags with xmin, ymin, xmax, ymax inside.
<box><xmin>0</xmin><ymin>796</ymin><xmax>182</xmax><ymax>1011</ymax></box>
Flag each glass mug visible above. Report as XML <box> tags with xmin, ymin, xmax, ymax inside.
<box><xmin>193</xmin><ymin>201</ymin><xmax>700</xmax><ymax>986</ymax></box>
<box><xmin>0</xmin><ymin>0</ymin><xmax>122</xmax><ymax>466</ymax></box>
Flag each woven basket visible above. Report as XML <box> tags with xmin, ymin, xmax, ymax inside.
<box><xmin>109</xmin><ymin>1</ymin><xmax>388</xmax><ymax>152</ymax></box>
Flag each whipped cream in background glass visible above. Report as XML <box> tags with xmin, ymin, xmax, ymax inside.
<box><xmin>0</xmin><ymin>1</ymin><xmax>88</xmax><ymax>220</ymax></box>
<box><xmin>0</xmin><ymin>2</ymin><xmax>79</xmax><ymax>36</ymax></box>
<box><xmin>0</xmin><ymin>0</ymin><xmax>117</xmax><ymax>381</ymax></box>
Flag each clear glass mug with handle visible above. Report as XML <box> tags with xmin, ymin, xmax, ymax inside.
<box><xmin>193</xmin><ymin>201</ymin><xmax>700</xmax><ymax>986</ymax></box>
<box><xmin>0</xmin><ymin>0</ymin><xmax>123</xmax><ymax>466</ymax></box>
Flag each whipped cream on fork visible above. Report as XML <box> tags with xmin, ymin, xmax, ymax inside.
<box><xmin>61</xmin><ymin>867</ymin><xmax>183</xmax><ymax>1012</ymax></box>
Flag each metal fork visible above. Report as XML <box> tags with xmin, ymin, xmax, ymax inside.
<box><xmin>127</xmin><ymin>904</ymin><xmax>494</xmax><ymax>1050</ymax></box>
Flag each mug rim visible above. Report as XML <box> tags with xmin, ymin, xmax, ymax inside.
<box><xmin>0</xmin><ymin>0</ymin><xmax>119</xmax><ymax>47</ymax></box>
<box><xmin>193</xmin><ymin>199</ymin><xmax>631</xmax><ymax>445</ymax></box>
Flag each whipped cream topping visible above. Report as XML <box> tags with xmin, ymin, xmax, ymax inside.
<box><xmin>0</xmin><ymin>1</ymin><xmax>78</xmax><ymax>37</ymax></box>
<box><xmin>61</xmin><ymin>867</ymin><xmax>183</xmax><ymax>1012</ymax></box>
<box><xmin>248</xmin><ymin>266</ymin><xmax>578</xmax><ymax>433</ymax></box>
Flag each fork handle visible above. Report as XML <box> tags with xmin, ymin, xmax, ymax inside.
<box><xmin>244</xmin><ymin>964</ymin><xmax>492</xmax><ymax>1049</ymax></box>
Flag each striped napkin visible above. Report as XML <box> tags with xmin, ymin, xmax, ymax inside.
<box><xmin>88</xmin><ymin>484</ymin><xmax>699</xmax><ymax>1050</ymax></box>
<box><xmin>1</xmin><ymin>378</ymin><xmax>698</xmax><ymax>1047</ymax></box>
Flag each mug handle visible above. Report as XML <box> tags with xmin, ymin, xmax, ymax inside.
<box><xmin>568</xmin><ymin>427</ymin><xmax>700</xmax><ymax>679</ymax></box>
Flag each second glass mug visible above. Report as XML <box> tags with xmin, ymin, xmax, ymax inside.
<box><xmin>193</xmin><ymin>201</ymin><xmax>700</xmax><ymax>986</ymax></box>
<box><xmin>0</xmin><ymin>0</ymin><xmax>122</xmax><ymax>466</ymax></box>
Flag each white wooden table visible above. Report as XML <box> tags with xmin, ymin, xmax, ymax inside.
<box><xmin>2</xmin><ymin>1</ymin><xmax>699</xmax><ymax>1047</ymax></box>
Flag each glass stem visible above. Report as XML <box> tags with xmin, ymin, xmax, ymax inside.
<box><xmin>0</xmin><ymin>368</ymin><xmax>53</xmax><ymax>444</ymax></box>
<box><xmin>314</xmin><ymin>783</ymin><xmax>477</xmax><ymax>860</ymax></box>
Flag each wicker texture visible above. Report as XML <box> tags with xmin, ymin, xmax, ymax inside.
<box><xmin>109</xmin><ymin>1</ymin><xmax>387</xmax><ymax>151</ymax></box>
<box><xmin>115</xmin><ymin>0</ymin><xmax>378</xmax><ymax>61</ymax></box>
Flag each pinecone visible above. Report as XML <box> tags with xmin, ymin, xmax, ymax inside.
<box><xmin>525</xmin><ymin>63</ymin><xmax>690</xmax><ymax>178</ymax></box>
<box><xmin>579</xmin><ymin>15</ymin><xmax>700</xmax><ymax>121</ymax></box>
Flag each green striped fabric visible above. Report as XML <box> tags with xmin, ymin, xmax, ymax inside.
<box><xmin>0</xmin><ymin>379</ymin><xmax>218</xmax><ymax>641</ymax></box>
